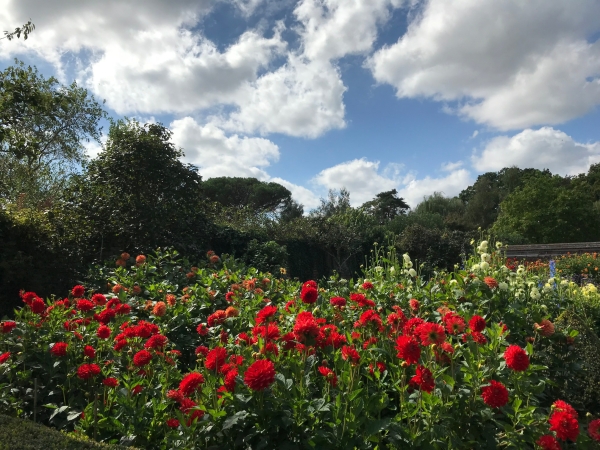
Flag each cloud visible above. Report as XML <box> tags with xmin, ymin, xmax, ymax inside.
<box><xmin>1</xmin><ymin>0</ymin><xmax>286</xmax><ymax>115</ymax></box>
<box><xmin>218</xmin><ymin>56</ymin><xmax>347</xmax><ymax>138</ymax></box>
<box><xmin>398</xmin><ymin>169</ymin><xmax>473</xmax><ymax>207</ymax></box>
<box><xmin>270</xmin><ymin>177</ymin><xmax>320</xmax><ymax>210</ymax></box>
<box><xmin>471</xmin><ymin>127</ymin><xmax>600</xmax><ymax>176</ymax></box>
<box><xmin>294</xmin><ymin>0</ymin><xmax>395</xmax><ymax>61</ymax></box>
<box><xmin>368</xmin><ymin>0</ymin><xmax>600</xmax><ymax>130</ymax></box>
<box><xmin>311</xmin><ymin>158</ymin><xmax>399</xmax><ymax>206</ymax></box>
<box><xmin>170</xmin><ymin>117</ymin><xmax>280</xmax><ymax>179</ymax></box>
<box><xmin>441</xmin><ymin>161</ymin><xmax>463</xmax><ymax>172</ymax></box>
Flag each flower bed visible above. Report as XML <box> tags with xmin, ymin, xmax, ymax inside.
<box><xmin>1</xmin><ymin>244</ymin><xmax>600</xmax><ymax>448</ymax></box>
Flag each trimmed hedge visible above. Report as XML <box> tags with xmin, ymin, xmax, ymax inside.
<box><xmin>0</xmin><ymin>414</ymin><xmax>135</xmax><ymax>450</ymax></box>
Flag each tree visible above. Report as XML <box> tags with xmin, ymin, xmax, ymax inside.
<box><xmin>413</xmin><ymin>191</ymin><xmax>466</xmax><ymax>230</ymax></box>
<box><xmin>0</xmin><ymin>61</ymin><xmax>105</xmax><ymax>207</ymax></box>
<box><xmin>202</xmin><ymin>177</ymin><xmax>294</xmax><ymax>214</ymax></box>
<box><xmin>492</xmin><ymin>173</ymin><xmax>600</xmax><ymax>243</ymax></box>
<box><xmin>361</xmin><ymin>189</ymin><xmax>409</xmax><ymax>224</ymax></box>
<box><xmin>54</xmin><ymin>119</ymin><xmax>208</xmax><ymax>261</ymax></box>
<box><xmin>2</xmin><ymin>20</ymin><xmax>35</xmax><ymax>41</ymax></box>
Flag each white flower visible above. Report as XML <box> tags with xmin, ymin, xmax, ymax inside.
<box><xmin>389</xmin><ymin>266</ymin><xmax>395</xmax><ymax>274</ymax></box>
<box><xmin>408</xmin><ymin>268</ymin><xmax>417</xmax><ymax>277</ymax></box>
<box><xmin>449</xmin><ymin>279</ymin><xmax>458</xmax><ymax>286</ymax></box>
<box><xmin>530</xmin><ymin>288</ymin><xmax>541</xmax><ymax>300</ymax></box>
<box><xmin>405</xmin><ymin>261</ymin><xmax>413</xmax><ymax>269</ymax></box>
<box><xmin>496</xmin><ymin>242</ymin><xmax>503</xmax><ymax>249</ymax></box>
<box><xmin>517</xmin><ymin>267</ymin><xmax>526</xmax><ymax>276</ymax></box>
<box><xmin>543</xmin><ymin>283</ymin><xmax>553</xmax><ymax>293</ymax></box>
<box><xmin>560</xmin><ymin>279</ymin><xmax>569</xmax><ymax>286</ymax></box>
<box><xmin>499</xmin><ymin>282</ymin><xmax>508</xmax><ymax>291</ymax></box>
<box><xmin>548</xmin><ymin>277</ymin><xmax>555</xmax><ymax>284</ymax></box>
<box><xmin>374</xmin><ymin>266</ymin><xmax>383</xmax><ymax>273</ymax></box>
<box><xmin>480</xmin><ymin>262</ymin><xmax>490</xmax><ymax>270</ymax></box>
<box><xmin>480</xmin><ymin>253</ymin><xmax>491</xmax><ymax>262</ymax></box>
<box><xmin>501</xmin><ymin>266</ymin><xmax>509</xmax><ymax>273</ymax></box>
<box><xmin>471</xmin><ymin>264</ymin><xmax>480</xmax><ymax>271</ymax></box>
<box><xmin>403</xmin><ymin>253</ymin><xmax>411</xmax><ymax>264</ymax></box>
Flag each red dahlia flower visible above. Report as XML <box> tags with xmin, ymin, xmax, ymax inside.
<box><xmin>481</xmin><ymin>380</ymin><xmax>508</xmax><ymax>408</ymax></box>
<box><xmin>77</xmin><ymin>363</ymin><xmax>101</xmax><ymax>380</ymax></box>
<box><xmin>71</xmin><ymin>285</ymin><xmax>85</xmax><ymax>298</ymax></box>
<box><xmin>103</xmin><ymin>377</ymin><xmax>119</xmax><ymax>387</ymax></box>
<box><xmin>145</xmin><ymin>334</ymin><xmax>168</xmax><ymax>349</ymax></box>
<box><xmin>0</xmin><ymin>321</ymin><xmax>16</xmax><ymax>334</ymax></box>
<box><xmin>207</xmin><ymin>310</ymin><xmax>226</xmax><ymax>327</ymax></box>
<box><xmin>0</xmin><ymin>352</ymin><xmax>10</xmax><ymax>364</ymax></box>
<box><xmin>244</xmin><ymin>359</ymin><xmax>276</xmax><ymax>391</ymax></box>
<box><xmin>504</xmin><ymin>345</ymin><xmax>530</xmax><ymax>372</ymax></box>
<box><xmin>395</xmin><ymin>335</ymin><xmax>420</xmax><ymax>365</ymax></box>
<box><xmin>589</xmin><ymin>419</ymin><xmax>600</xmax><ymax>442</ymax></box>
<box><xmin>224</xmin><ymin>368</ymin><xmax>238</xmax><ymax>392</ymax></box>
<box><xmin>50</xmin><ymin>342</ymin><xmax>68</xmax><ymax>357</ymax></box>
<box><xmin>303</xmin><ymin>280</ymin><xmax>317</xmax><ymax>290</ymax></box>
<box><xmin>133</xmin><ymin>350</ymin><xmax>152</xmax><ymax>367</ymax></box>
<box><xmin>300</xmin><ymin>286</ymin><xmax>318</xmax><ymax>304</ymax></box>
<box><xmin>83</xmin><ymin>345</ymin><xmax>96</xmax><ymax>358</ymax></box>
<box><xmin>330</xmin><ymin>297</ymin><xmax>346</xmax><ymax>307</ymax></box>
<box><xmin>30</xmin><ymin>297</ymin><xmax>46</xmax><ymax>314</ymax></box>
<box><xmin>410</xmin><ymin>365</ymin><xmax>435</xmax><ymax>393</ymax></box>
<box><xmin>362</xmin><ymin>281</ymin><xmax>374</xmax><ymax>290</ymax></box>
<box><xmin>469</xmin><ymin>315</ymin><xmax>486</xmax><ymax>332</ymax></box>
<box><xmin>549</xmin><ymin>411</ymin><xmax>579</xmax><ymax>441</ymax></box>
<box><xmin>97</xmin><ymin>325</ymin><xmax>111</xmax><ymax>339</ymax></box>
<box><xmin>444</xmin><ymin>314</ymin><xmax>466</xmax><ymax>335</ymax></box>
<box><xmin>403</xmin><ymin>317</ymin><xmax>425</xmax><ymax>336</ymax></box>
<box><xmin>256</xmin><ymin>305</ymin><xmax>278</xmax><ymax>325</ymax></box>
<box><xmin>166</xmin><ymin>418</ymin><xmax>179</xmax><ymax>428</ymax></box>
<box><xmin>409</xmin><ymin>299</ymin><xmax>420</xmax><ymax>311</ymax></box>
<box><xmin>205</xmin><ymin>347</ymin><xmax>227</xmax><ymax>372</ymax></box>
<box><xmin>91</xmin><ymin>294</ymin><xmax>106</xmax><ymax>306</ymax></box>
<box><xmin>552</xmin><ymin>400</ymin><xmax>578</xmax><ymax>418</ymax></box>
<box><xmin>415</xmin><ymin>322</ymin><xmax>446</xmax><ymax>346</ymax></box>
<box><xmin>293</xmin><ymin>311</ymin><xmax>320</xmax><ymax>341</ymax></box>
<box><xmin>77</xmin><ymin>299</ymin><xmax>95</xmax><ymax>312</ymax></box>
<box><xmin>341</xmin><ymin>345</ymin><xmax>360</xmax><ymax>364</ymax></box>
<box><xmin>318</xmin><ymin>366</ymin><xmax>338</xmax><ymax>387</ymax></box>
<box><xmin>536</xmin><ymin>435</ymin><xmax>560</xmax><ymax>450</ymax></box>
<box><xmin>179</xmin><ymin>372</ymin><xmax>205</xmax><ymax>396</ymax></box>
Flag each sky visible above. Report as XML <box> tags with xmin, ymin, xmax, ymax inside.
<box><xmin>2</xmin><ymin>0</ymin><xmax>600</xmax><ymax>210</ymax></box>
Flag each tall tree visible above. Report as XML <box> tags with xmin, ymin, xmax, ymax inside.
<box><xmin>361</xmin><ymin>189</ymin><xmax>409</xmax><ymax>224</ymax></box>
<box><xmin>0</xmin><ymin>61</ymin><xmax>105</xmax><ymax>207</ymax></box>
<box><xmin>55</xmin><ymin>119</ymin><xmax>208</xmax><ymax>260</ymax></box>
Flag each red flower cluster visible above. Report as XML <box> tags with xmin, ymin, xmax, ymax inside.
<box><xmin>244</xmin><ymin>359</ymin><xmax>276</xmax><ymax>391</ymax></box>
<box><xmin>536</xmin><ymin>435</ymin><xmax>560</xmax><ymax>450</ymax></box>
<box><xmin>415</xmin><ymin>322</ymin><xmax>446</xmax><ymax>346</ymax></box>
<box><xmin>469</xmin><ymin>315</ymin><xmax>486</xmax><ymax>332</ymax></box>
<box><xmin>207</xmin><ymin>310</ymin><xmax>226</xmax><ymax>327</ymax></box>
<box><xmin>483</xmin><ymin>277</ymin><xmax>498</xmax><ymax>289</ymax></box>
<box><xmin>83</xmin><ymin>345</ymin><xmax>96</xmax><ymax>358</ymax></box>
<box><xmin>256</xmin><ymin>305</ymin><xmax>278</xmax><ymax>325</ymax></box>
<box><xmin>77</xmin><ymin>363</ymin><xmax>101</xmax><ymax>380</ymax></box>
<box><xmin>330</xmin><ymin>297</ymin><xmax>346</xmax><ymax>307</ymax></box>
<box><xmin>293</xmin><ymin>311</ymin><xmax>319</xmax><ymax>342</ymax></box>
<box><xmin>145</xmin><ymin>334</ymin><xmax>168</xmax><ymax>349</ymax></box>
<box><xmin>76</xmin><ymin>299</ymin><xmax>95</xmax><ymax>312</ymax></box>
<box><xmin>103</xmin><ymin>377</ymin><xmax>119</xmax><ymax>387</ymax></box>
<box><xmin>549</xmin><ymin>410</ymin><xmax>579</xmax><ymax>441</ymax></box>
<box><xmin>350</xmin><ymin>293</ymin><xmax>375</xmax><ymax>308</ymax></box>
<box><xmin>361</xmin><ymin>281</ymin><xmax>374</xmax><ymax>290</ymax></box>
<box><xmin>341</xmin><ymin>345</ymin><xmax>360</xmax><ymax>364</ymax></box>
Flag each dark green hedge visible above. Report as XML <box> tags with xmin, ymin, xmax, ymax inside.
<box><xmin>0</xmin><ymin>414</ymin><xmax>135</xmax><ymax>450</ymax></box>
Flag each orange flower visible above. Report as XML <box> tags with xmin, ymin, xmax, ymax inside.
<box><xmin>112</xmin><ymin>284</ymin><xmax>124</xmax><ymax>294</ymax></box>
<box><xmin>132</xmin><ymin>286</ymin><xmax>142</xmax><ymax>295</ymax></box>
<box><xmin>153</xmin><ymin>301</ymin><xmax>167</xmax><ymax>317</ymax></box>
<box><xmin>116</xmin><ymin>259</ymin><xmax>127</xmax><ymax>267</ymax></box>
<box><xmin>225</xmin><ymin>306</ymin><xmax>239</xmax><ymax>318</ymax></box>
<box><xmin>120</xmin><ymin>252</ymin><xmax>130</xmax><ymax>260</ymax></box>
<box><xmin>166</xmin><ymin>294</ymin><xmax>176</xmax><ymax>307</ymax></box>
<box><xmin>135</xmin><ymin>255</ymin><xmax>146</xmax><ymax>265</ymax></box>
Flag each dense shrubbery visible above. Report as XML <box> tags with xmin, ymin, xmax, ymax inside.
<box><xmin>1</xmin><ymin>243</ymin><xmax>600</xmax><ymax>448</ymax></box>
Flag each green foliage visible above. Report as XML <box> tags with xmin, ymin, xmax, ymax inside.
<box><xmin>360</xmin><ymin>189</ymin><xmax>409</xmax><ymax>224</ymax></box>
<box><xmin>243</xmin><ymin>239</ymin><xmax>288</xmax><ymax>274</ymax></box>
<box><xmin>493</xmin><ymin>173</ymin><xmax>600</xmax><ymax>243</ymax></box>
<box><xmin>0</xmin><ymin>61</ymin><xmax>106</xmax><ymax>208</ymax></box>
<box><xmin>202</xmin><ymin>177</ymin><xmax>294</xmax><ymax>215</ymax></box>
<box><xmin>0</xmin><ymin>414</ymin><xmax>134</xmax><ymax>449</ymax></box>
<box><xmin>2</xmin><ymin>20</ymin><xmax>35</xmax><ymax>41</ymax></box>
<box><xmin>53</xmin><ymin>119</ymin><xmax>209</xmax><ymax>262</ymax></box>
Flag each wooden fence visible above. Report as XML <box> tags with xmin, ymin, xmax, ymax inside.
<box><xmin>504</xmin><ymin>242</ymin><xmax>600</xmax><ymax>259</ymax></box>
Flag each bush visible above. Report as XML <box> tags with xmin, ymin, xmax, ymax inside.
<box><xmin>0</xmin><ymin>414</ymin><xmax>134</xmax><ymax>450</ymax></box>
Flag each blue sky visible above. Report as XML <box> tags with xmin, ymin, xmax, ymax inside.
<box><xmin>2</xmin><ymin>0</ymin><xmax>600</xmax><ymax>209</ymax></box>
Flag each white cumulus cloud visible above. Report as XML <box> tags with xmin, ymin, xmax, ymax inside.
<box><xmin>471</xmin><ymin>127</ymin><xmax>600</xmax><ymax>176</ymax></box>
<box><xmin>170</xmin><ymin>117</ymin><xmax>280</xmax><ymax>179</ymax></box>
<box><xmin>368</xmin><ymin>0</ymin><xmax>600</xmax><ymax>130</ymax></box>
